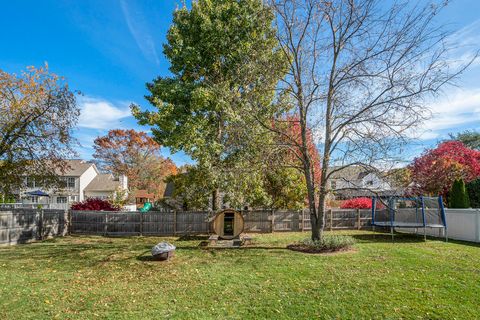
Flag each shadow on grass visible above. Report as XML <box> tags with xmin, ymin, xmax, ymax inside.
<box><xmin>176</xmin><ymin>235</ymin><xmax>210</xmax><ymax>241</ymax></box>
<box><xmin>136</xmin><ymin>255</ymin><xmax>164</xmax><ymax>262</ymax></box>
<box><xmin>177</xmin><ymin>245</ymin><xmax>288</xmax><ymax>251</ymax></box>
<box><xmin>353</xmin><ymin>232</ymin><xmax>480</xmax><ymax>248</ymax></box>
<box><xmin>351</xmin><ymin>233</ymin><xmax>427</xmax><ymax>243</ymax></box>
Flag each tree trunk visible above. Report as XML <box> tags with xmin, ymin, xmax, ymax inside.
<box><xmin>212</xmin><ymin>189</ymin><xmax>221</xmax><ymax>211</ymax></box>
<box><xmin>310</xmin><ymin>215</ymin><xmax>320</xmax><ymax>240</ymax></box>
<box><xmin>297</xmin><ymin>93</ymin><xmax>319</xmax><ymax>240</ymax></box>
<box><xmin>316</xmin><ymin>184</ymin><xmax>328</xmax><ymax>239</ymax></box>
<box><xmin>304</xmin><ymin>164</ymin><xmax>319</xmax><ymax>241</ymax></box>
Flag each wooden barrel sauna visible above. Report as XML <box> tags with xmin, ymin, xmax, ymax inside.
<box><xmin>212</xmin><ymin>209</ymin><xmax>244</xmax><ymax>239</ymax></box>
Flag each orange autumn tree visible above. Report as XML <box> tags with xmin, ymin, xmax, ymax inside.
<box><xmin>93</xmin><ymin>129</ymin><xmax>177</xmax><ymax>199</ymax></box>
<box><xmin>270</xmin><ymin>115</ymin><xmax>321</xmax><ymax>207</ymax></box>
<box><xmin>281</xmin><ymin>115</ymin><xmax>321</xmax><ymax>186</ymax></box>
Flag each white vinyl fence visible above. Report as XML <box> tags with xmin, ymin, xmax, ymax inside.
<box><xmin>397</xmin><ymin>208</ymin><xmax>480</xmax><ymax>243</ymax></box>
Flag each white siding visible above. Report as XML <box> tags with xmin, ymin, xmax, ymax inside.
<box><xmin>78</xmin><ymin>166</ymin><xmax>97</xmax><ymax>202</ymax></box>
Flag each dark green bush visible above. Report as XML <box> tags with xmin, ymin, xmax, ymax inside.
<box><xmin>449</xmin><ymin>179</ymin><xmax>470</xmax><ymax>208</ymax></box>
<box><xmin>466</xmin><ymin>179</ymin><xmax>480</xmax><ymax>208</ymax></box>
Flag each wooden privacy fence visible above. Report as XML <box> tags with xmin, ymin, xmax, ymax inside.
<box><xmin>70</xmin><ymin>209</ymin><xmax>373</xmax><ymax>236</ymax></box>
<box><xmin>70</xmin><ymin>211</ymin><xmax>210</xmax><ymax>236</ymax></box>
<box><xmin>0</xmin><ymin>209</ymin><xmax>68</xmax><ymax>245</ymax></box>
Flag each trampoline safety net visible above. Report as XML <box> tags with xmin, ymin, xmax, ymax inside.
<box><xmin>372</xmin><ymin>197</ymin><xmax>446</xmax><ymax>228</ymax></box>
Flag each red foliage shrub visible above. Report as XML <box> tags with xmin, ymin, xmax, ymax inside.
<box><xmin>409</xmin><ymin>141</ymin><xmax>480</xmax><ymax>197</ymax></box>
<box><xmin>71</xmin><ymin>198</ymin><xmax>120</xmax><ymax>211</ymax></box>
<box><xmin>340</xmin><ymin>197</ymin><xmax>373</xmax><ymax>209</ymax></box>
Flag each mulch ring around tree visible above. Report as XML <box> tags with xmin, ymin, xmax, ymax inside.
<box><xmin>286</xmin><ymin>243</ymin><xmax>356</xmax><ymax>255</ymax></box>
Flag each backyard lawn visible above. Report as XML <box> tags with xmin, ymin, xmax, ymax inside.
<box><xmin>1</xmin><ymin>231</ymin><xmax>479</xmax><ymax>319</ymax></box>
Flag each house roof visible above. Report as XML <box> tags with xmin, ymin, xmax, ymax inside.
<box><xmin>84</xmin><ymin>174</ymin><xmax>121</xmax><ymax>192</ymax></box>
<box><xmin>328</xmin><ymin>165</ymin><xmax>370</xmax><ymax>180</ymax></box>
<box><xmin>55</xmin><ymin>159</ymin><xmax>96</xmax><ymax>176</ymax></box>
<box><xmin>135</xmin><ymin>189</ymin><xmax>155</xmax><ymax>199</ymax></box>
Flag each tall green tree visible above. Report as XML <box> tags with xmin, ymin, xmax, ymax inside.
<box><xmin>466</xmin><ymin>179</ymin><xmax>480</xmax><ymax>208</ymax></box>
<box><xmin>132</xmin><ymin>0</ymin><xmax>286</xmax><ymax>210</ymax></box>
<box><xmin>450</xmin><ymin>130</ymin><xmax>480</xmax><ymax>150</ymax></box>
<box><xmin>449</xmin><ymin>179</ymin><xmax>470</xmax><ymax>208</ymax></box>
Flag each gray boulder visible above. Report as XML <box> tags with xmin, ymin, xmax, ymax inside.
<box><xmin>151</xmin><ymin>242</ymin><xmax>176</xmax><ymax>260</ymax></box>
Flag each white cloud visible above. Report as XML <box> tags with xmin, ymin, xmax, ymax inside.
<box><xmin>120</xmin><ymin>0</ymin><xmax>160</xmax><ymax>66</ymax></box>
<box><xmin>78</xmin><ymin>96</ymin><xmax>132</xmax><ymax>129</ymax></box>
<box><xmin>445</xmin><ymin>19</ymin><xmax>480</xmax><ymax>70</ymax></box>
<box><xmin>416</xmin><ymin>88</ymin><xmax>480</xmax><ymax>140</ymax></box>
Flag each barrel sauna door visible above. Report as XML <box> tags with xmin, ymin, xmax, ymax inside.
<box><xmin>213</xmin><ymin>209</ymin><xmax>244</xmax><ymax>239</ymax></box>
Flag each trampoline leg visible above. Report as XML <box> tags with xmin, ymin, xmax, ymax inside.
<box><xmin>423</xmin><ymin>227</ymin><xmax>427</xmax><ymax>242</ymax></box>
<box><xmin>391</xmin><ymin>226</ymin><xmax>394</xmax><ymax>242</ymax></box>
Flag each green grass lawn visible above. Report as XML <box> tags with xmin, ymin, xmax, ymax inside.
<box><xmin>1</xmin><ymin>231</ymin><xmax>479</xmax><ymax>319</ymax></box>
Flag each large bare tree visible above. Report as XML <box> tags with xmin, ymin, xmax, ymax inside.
<box><xmin>270</xmin><ymin>0</ymin><xmax>476</xmax><ymax>240</ymax></box>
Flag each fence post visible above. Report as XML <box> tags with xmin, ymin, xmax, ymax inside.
<box><xmin>271</xmin><ymin>209</ymin><xmax>275</xmax><ymax>233</ymax></box>
<box><xmin>67</xmin><ymin>210</ymin><xmax>72</xmax><ymax>235</ymax></box>
<box><xmin>104</xmin><ymin>213</ymin><xmax>108</xmax><ymax>236</ymax></box>
<box><xmin>139</xmin><ymin>212</ymin><xmax>143</xmax><ymax>236</ymax></box>
<box><xmin>357</xmin><ymin>209</ymin><xmax>361</xmax><ymax>230</ymax></box>
<box><xmin>301</xmin><ymin>210</ymin><xmax>305</xmax><ymax>232</ymax></box>
<box><xmin>173</xmin><ymin>211</ymin><xmax>177</xmax><ymax>236</ymax></box>
<box><xmin>39</xmin><ymin>209</ymin><xmax>44</xmax><ymax>240</ymax></box>
<box><xmin>329</xmin><ymin>209</ymin><xmax>333</xmax><ymax>231</ymax></box>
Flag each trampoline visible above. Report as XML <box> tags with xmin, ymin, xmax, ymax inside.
<box><xmin>371</xmin><ymin>196</ymin><xmax>447</xmax><ymax>241</ymax></box>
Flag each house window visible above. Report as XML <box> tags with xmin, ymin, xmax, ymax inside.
<box><xmin>60</xmin><ymin>177</ymin><xmax>75</xmax><ymax>189</ymax></box>
<box><xmin>67</xmin><ymin>177</ymin><xmax>75</xmax><ymax>188</ymax></box>
<box><xmin>29</xmin><ymin>196</ymin><xmax>38</xmax><ymax>203</ymax></box>
<box><xmin>26</xmin><ymin>177</ymin><xmax>35</xmax><ymax>188</ymax></box>
<box><xmin>69</xmin><ymin>195</ymin><xmax>78</xmax><ymax>202</ymax></box>
<box><xmin>57</xmin><ymin>197</ymin><xmax>67</xmax><ymax>204</ymax></box>
<box><xmin>366</xmin><ymin>180</ymin><xmax>373</xmax><ymax>186</ymax></box>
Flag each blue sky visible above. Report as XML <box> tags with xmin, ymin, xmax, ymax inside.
<box><xmin>1</xmin><ymin>0</ymin><xmax>479</xmax><ymax>166</ymax></box>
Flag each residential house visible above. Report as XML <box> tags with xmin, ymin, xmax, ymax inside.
<box><xmin>18</xmin><ymin>160</ymin><xmax>128</xmax><ymax>208</ymax></box>
<box><xmin>328</xmin><ymin>165</ymin><xmax>401</xmax><ymax>200</ymax></box>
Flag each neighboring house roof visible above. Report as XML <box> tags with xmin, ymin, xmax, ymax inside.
<box><xmin>328</xmin><ymin>165</ymin><xmax>404</xmax><ymax>198</ymax></box>
<box><xmin>54</xmin><ymin>159</ymin><xmax>96</xmax><ymax>176</ymax></box>
<box><xmin>328</xmin><ymin>165</ymin><xmax>373</xmax><ymax>180</ymax></box>
<box><xmin>135</xmin><ymin>190</ymin><xmax>155</xmax><ymax>199</ymax></box>
<box><xmin>84</xmin><ymin>174</ymin><xmax>121</xmax><ymax>192</ymax></box>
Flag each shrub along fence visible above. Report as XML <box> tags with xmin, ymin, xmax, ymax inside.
<box><xmin>0</xmin><ymin>208</ymin><xmax>68</xmax><ymax>245</ymax></box>
<box><xmin>69</xmin><ymin>209</ymin><xmax>372</xmax><ymax>236</ymax></box>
